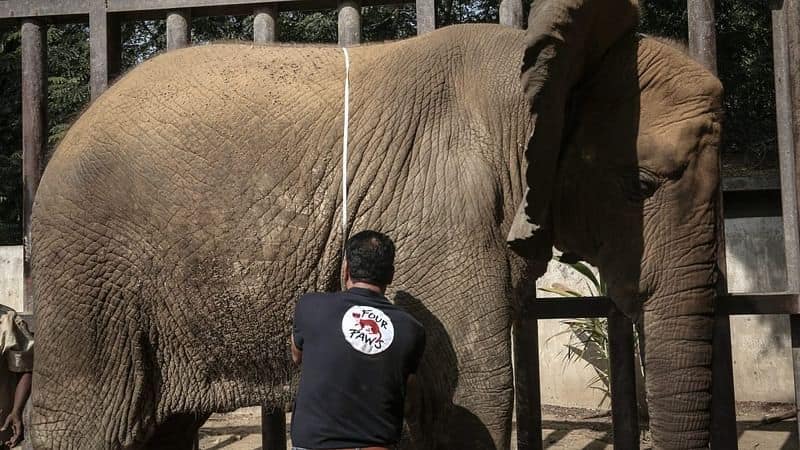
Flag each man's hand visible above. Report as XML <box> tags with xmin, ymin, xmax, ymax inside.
<box><xmin>291</xmin><ymin>336</ymin><xmax>303</xmax><ymax>366</ymax></box>
<box><xmin>1</xmin><ymin>410</ymin><xmax>23</xmax><ymax>448</ymax></box>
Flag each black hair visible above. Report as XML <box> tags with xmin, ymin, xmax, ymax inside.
<box><xmin>345</xmin><ymin>230</ymin><xmax>395</xmax><ymax>286</ymax></box>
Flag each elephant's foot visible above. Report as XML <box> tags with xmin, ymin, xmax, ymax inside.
<box><xmin>145</xmin><ymin>413</ymin><xmax>210</xmax><ymax>450</ymax></box>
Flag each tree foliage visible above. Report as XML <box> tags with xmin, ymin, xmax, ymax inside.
<box><xmin>0</xmin><ymin>1</ymin><xmax>782</xmax><ymax>242</ymax></box>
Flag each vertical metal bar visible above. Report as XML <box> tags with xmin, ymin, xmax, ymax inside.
<box><xmin>108</xmin><ymin>14</ymin><xmax>122</xmax><ymax>82</ymax></box>
<box><xmin>710</xmin><ymin>315</ymin><xmax>736</xmax><ymax>448</ymax></box>
<box><xmin>20</xmin><ymin>19</ymin><xmax>47</xmax><ymax>314</ymax></box>
<box><xmin>415</xmin><ymin>0</ymin><xmax>436</xmax><ymax>35</ymax></box>
<box><xmin>608</xmin><ymin>308</ymin><xmax>640</xmax><ymax>450</ymax></box>
<box><xmin>514</xmin><ymin>312</ymin><xmax>543</xmax><ymax>450</ymax></box>
<box><xmin>772</xmin><ymin>0</ymin><xmax>800</xmax><ymax>440</ymax></box>
<box><xmin>688</xmin><ymin>2</ymin><xmax>736</xmax><ymax>448</ymax></box>
<box><xmin>499</xmin><ymin>0</ymin><xmax>523</xmax><ymax>29</ymax></box>
<box><xmin>774</xmin><ymin>0</ymin><xmax>800</xmax><ymax>293</ymax></box>
<box><xmin>688</xmin><ymin>0</ymin><xmax>718</xmax><ymax>75</ymax></box>
<box><xmin>167</xmin><ymin>10</ymin><xmax>191</xmax><ymax>51</ymax></box>
<box><xmin>254</xmin><ymin>5</ymin><xmax>278</xmax><ymax>43</ymax></box>
<box><xmin>337</xmin><ymin>0</ymin><xmax>361</xmax><ymax>47</ymax></box>
<box><xmin>261</xmin><ymin>407</ymin><xmax>286</xmax><ymax>450</ymax></box>
<box><xmin>90</xmin><ymin>1</ymin><xmax>110</xmax><ymax>100</ymax></box>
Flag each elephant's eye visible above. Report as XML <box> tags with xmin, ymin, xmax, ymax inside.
<box><xmin>636</xmin><ymin>169</ymin><xmax>660</xmax><ymax>200</ymax></box>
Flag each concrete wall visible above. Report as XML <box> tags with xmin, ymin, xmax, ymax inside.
<box><xmin>0</xmin><ymin>245</ymin><xmax>22</xmax><ymax>312</ymax></box>
<box><xmin>0</xmin><ymin>188</ymin><xmax>794</xmax><ymax>406</ymax></box>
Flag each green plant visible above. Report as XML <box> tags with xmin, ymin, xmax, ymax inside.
<box><xmin>541</xmin><ymin>258</ymin><xmax>612</xmax><ymax>405</ymax></box>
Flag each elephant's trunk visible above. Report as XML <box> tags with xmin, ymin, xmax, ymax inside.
<box><xmin>640</xmin><ymin>240</ymin><xmax>716</xmax><ymax>448</ymax></box>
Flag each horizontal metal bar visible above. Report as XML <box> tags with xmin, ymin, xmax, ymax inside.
<box><xmin>717</xmin><ymin>292</ymin><xmax>800</xmax><ymax>315</ymax></box>
<box><xmin>527</xmin><ymin>296</ymin><xmax>614</xmax><ymax>320</ymax></box>
<box><xmin>0</xmin><ymin>0</ymin><xmax>407</xmax><ymax>20</ymax></box>
<box><xmin>528</xmin><ymin>293</ymin><xmax>800</xmax><ymax>320</ymax></box>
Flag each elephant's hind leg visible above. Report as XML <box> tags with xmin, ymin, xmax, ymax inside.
<box><xmin>145</xmin><ymin>413</ymin><xmax>210</xmax><ymax>450</ymax></box>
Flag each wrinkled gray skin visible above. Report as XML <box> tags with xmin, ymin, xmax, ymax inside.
<box><xmin>31</xmin><ymin>3</ymin><xmax>722</xmax><ymax>450</ymax></box>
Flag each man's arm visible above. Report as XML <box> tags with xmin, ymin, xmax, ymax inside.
<box><xmin>291</xmin><ymin>335</ymin><xmax>303</xmax><ymax>366</ymax></box>
<box><xmin>2</xmin><ymin>371</ymin><xmax>31</xmax><ymax>447</ymax></box>
<box><xmin>404</xmin><ymin>374</ymin><xmax>419</xmax><ymax>421</ymax></box>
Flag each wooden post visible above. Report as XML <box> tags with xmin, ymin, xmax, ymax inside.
<box><xmin>167</xmin><ymin>10</ymin><xmax>191</xmax><ymax>51</ymax></box>
<box><xmin>254</xmin><ymin>5</ymin><xmax>278</xmax><ymax>43</ymax></box>
<box><xmin>499</xmin><ymin>0</ymin><xmax>523</xmax><ymax>29</ymax></box>
<box><xmin>261</xmin><ymin>407</ymin><xmax>286</xmax><ymax>450</ymax></box>
<box><xmin>416</xmin><ymin>0</ymin><xmax>436</xmax><ymax>35</ymax></box>
<box><xmin>337</xmin><ymin>0</ymin><xmax>361</xmax><ymax>47</ymax></box>
<box><xmin>90</xmin><ymin>2</ymin><xmax>121</xmax><ymax>99</ymax></box>
<box><xmin>608</xmin><ymin>308</ymin><xmax>640</xmax><ymax>450</ymax></box>
<box><xmin>514</xmin><ymin>311</ymin><xmax>543</xmax><ymax>450</ymax></box>
<box><xmin>20</xmin><ymin>19</ymin><xmax>47</xmax><ymax>314</ymax></box>
<box><xmin>772</xmin><ymin>0</ymin><xmax>800</xmax><ymax>441</ymax></box>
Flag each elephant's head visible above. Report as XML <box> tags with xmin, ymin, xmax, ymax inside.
<box><xmin>507</xmin><ymin>0</ymin><xmax>723</xmax><ymax>447</ymax></box>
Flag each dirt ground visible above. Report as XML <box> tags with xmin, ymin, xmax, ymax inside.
<box><xmin>199</xmin><ymin>404</ymin><xmax>799</xmax><ymax>450</ymax></box>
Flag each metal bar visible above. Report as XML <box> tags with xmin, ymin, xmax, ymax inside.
<box><xmin>608</xmin><ymin>308</ymin><xmax>640</xmax><ymax>450</ymax></box>
<box><xmin>166</xmin><ymin>9</ymin><xmax>191</xmax><ymax>50</ymax></box>
<box><xmin>261</xmin><ymin>406</ymin><xmax>286</xmax><ymax>450</ymax></box>
<box><xmin>711</xmin><ymin>315</ymin><xmax>737</xmax><ymax>449</ymax></box>
<box><xmin>773</xmin><ymin>0</ymin><xmax>800</xmax><ymax>294</ymax></box>
<box><xmin>90</xmin><ymin>1</ymin><xmax>110</xmax><ymax>99</ymax></box>
<box><xmin>415</xmin><ymin>0</ymin><xmax>435</xmax><ymax>35</ymax></box>
<box><xmin>514</xmin><ymin>313</ymin><xmax>543</xmax><ymax>450</ymax></box>
<box><xmin>499</xmin><ymin>0</ymin><xmax>523</xmax><ymax>29</ymax></box>
<box><xmin>337</xmin><ymin>0</ymin><xmax>360</xmax><ymax>47</ymax></box>
<box><xmin>688</xmin><ymin>1</ymin><xmax>736</xmax><ymax>447</ymax></box>
<box><xmin>20</xmin><ymin>19</ymin><xmax>47</xmax><ymax>314</ymax></box>
<box><xmin>775</xmin><ymin>0</ymin><xmax>800</xmax><ymax>439</ymax></box>
<box><xmin>687</xmin><ymin>0</ymin><xmax>718</xmax><ymax>75</ymax></box>
<box><xmin>717</xmin><ymin>293</ymin><xmax>800</xmax><ymax>315</ymax></box>
<box><xmin>527</xmin><ymin>297</ymin><xmax>614</xmax><ymax>319</ymax></box>
<box><xmin>253</xmin><ymin>5</ymin><xmax>278</xmax><ymax>43</ymax></box>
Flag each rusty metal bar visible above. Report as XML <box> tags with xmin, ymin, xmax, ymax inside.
<box><xmin>166</xmin><ymin>9</ymin><xmax>191</xmax><ymax>50</ymax></box>
<box><xmin>415</xmin><ymin>0</ymin><xmax>435</xmax><ymax>35</ymax></box>
<box><xmin>337</xmin><ymin>0</ymin><xmax>360</xmax><ymax>47</ymax></box>
<box><xmin>20</xmin><ymin>19</ymin><xmax>47</xmax><ymax>314</ymax></box>
<box><xmin>261</xmin><ymin>407</ymin><xmax>286</xmax><ymax>450</ymax></box>
<box><xmin>253</xmin><ymin>5</ymin><xmax>278</xmax><ymax>43</ymax></box>
<box><xmin>514</xmin><ymin>310</ymin><xmax>543</xmax><ymax>450</ymax></box>
<box><xmin>608</xmin><ymin>308</ymin><xmax>640</xmax><ymax>450</ymax></box>
<box><xmin>499</xmin><ymin>0</ymin><xmax>523</xmax><ymax>29</ymax></box>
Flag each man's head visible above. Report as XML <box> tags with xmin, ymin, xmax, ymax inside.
<box><xmin>344</xmin><ymin>230</ymin><xmax>395</xmax><ymax>289</ymax></box>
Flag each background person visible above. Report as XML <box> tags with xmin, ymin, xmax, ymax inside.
<box><xmin>0</xmin><ymin>305</ymin><xmax>34</xmax><ymax>449</ymax></box>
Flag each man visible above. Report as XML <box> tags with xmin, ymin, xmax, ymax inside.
<box><xmin>291</xmin><ymin>230</ymin><xmax>425</xmax><ymax>450</ymax></box>
<box><xmin>0</xmin><ymin>305</ymin><xmax>34</xmax><ymax>449</ymax></box>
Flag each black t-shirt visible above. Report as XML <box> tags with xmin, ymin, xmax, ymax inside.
<box><xmin>291</xmin><ymin>287</ymin><xmax>426</xmax><ymax>448</ymax></box>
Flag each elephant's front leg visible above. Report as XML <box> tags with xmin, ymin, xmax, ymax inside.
<box><xmin>393</xmin><ymin>249</ymin><xmax>515</xmax><ymax>450</ymax></box>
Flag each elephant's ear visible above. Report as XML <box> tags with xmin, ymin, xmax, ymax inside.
<box><xmin>507</xmin><ymin>0</ymin><xmax>639</xmax><ymax>257</ymax></box>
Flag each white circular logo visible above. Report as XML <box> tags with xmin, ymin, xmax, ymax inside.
<box><xmin>341</xmin><ymin>305</ymin><xmax>395</xmax><ymax>355</ymax></box>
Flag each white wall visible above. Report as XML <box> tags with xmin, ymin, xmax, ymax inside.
<box><xmin>0</xmin><ymin>245</ymin><xmax>23</xmax><ymax>312</ymax></box>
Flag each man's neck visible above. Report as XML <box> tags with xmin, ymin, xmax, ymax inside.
<box><xmin>347</xmin><ymin>281</ymin><xmax>385</xmax><ymax>295</ymax></box>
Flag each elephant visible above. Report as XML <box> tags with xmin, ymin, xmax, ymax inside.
<box><xmin>29</xmin><ymin>1</ymin><xmax>722</xmax><ymax>449</ymax></box>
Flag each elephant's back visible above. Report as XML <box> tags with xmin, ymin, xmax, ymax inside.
<box><xmin>32</xmin><ymin>43</ymin><xmax>348</xmax><ymax>298</ymax></box>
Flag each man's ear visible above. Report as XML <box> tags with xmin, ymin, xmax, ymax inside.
<box><xmin>343</xmin><ymin>259</ymin><xmax>351</xmax><ymax>284</ymax></box>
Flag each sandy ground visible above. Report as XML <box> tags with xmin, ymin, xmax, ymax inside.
<box><xmin>199</xmin><ymin>404</ymin><xmax>799</xmax><ymax>450</ymax></box>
